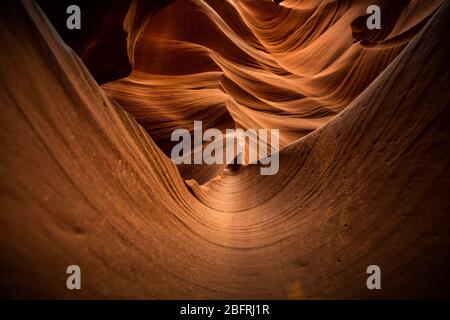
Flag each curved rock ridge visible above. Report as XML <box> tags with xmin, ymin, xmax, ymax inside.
<box><xmin>102</xmin><ymin>0</ymin><xmax>444</xmax><ymax>182</ymax></box>
<box><xmin>0</xmin><ymin>0</ymin><xmax>449</xmax><ymax>299</ymax></box>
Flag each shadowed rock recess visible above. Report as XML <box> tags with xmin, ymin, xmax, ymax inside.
<box><xmin>0</xmin><ymin>0</ymin><xmax>449</xmax><ymax>299</ymax></box>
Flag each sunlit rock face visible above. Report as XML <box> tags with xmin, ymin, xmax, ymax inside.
<box><xmin>101</xmin><ymin>0</ymin><xmax>444</xmax><ymax>181</ymax></box>
<box><xmin>0</xmin><ymin>0</ymin><xmax>449</xmax><ymax>299</ymax></box>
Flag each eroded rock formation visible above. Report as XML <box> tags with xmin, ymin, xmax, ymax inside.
<box><xmin>0</xmin><ymin>0</ymin><xmax>449</xmax><ymax>299</ymax></box>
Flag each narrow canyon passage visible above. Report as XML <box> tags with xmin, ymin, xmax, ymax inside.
<box><xmin>0</xmin><ymin>0</ymin><xmax>449</xmax><ymax>299</ymax></box>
